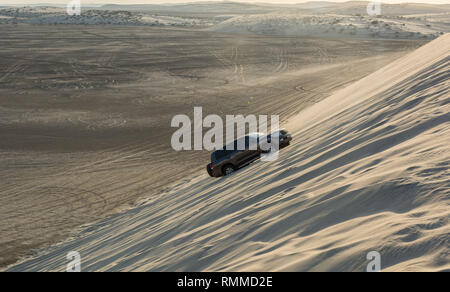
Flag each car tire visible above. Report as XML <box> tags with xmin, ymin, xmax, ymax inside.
<box><xmin>222</xmin><ymin>164</ymin><xmax>235</xmax><ymax>176</ymax></box>
<box><xmin>206</xmin><ymin>164</ymin><xmax>214</xmax><ymax>177</ymax></box>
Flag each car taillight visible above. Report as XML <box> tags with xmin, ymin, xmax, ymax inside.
<box><xmin>210</xmin><ymin>164</ymin><xmax>213</xmax><ymax>169</ymax></box>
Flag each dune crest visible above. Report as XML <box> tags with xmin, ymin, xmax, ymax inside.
<box><xmin>6</xmin><ymin>34</ymin><xmax>449</xmax><ymax>272</ymax></box>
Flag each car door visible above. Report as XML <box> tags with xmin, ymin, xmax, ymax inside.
<box><xmin>235</xmin><ymin>137</ymin><xmax>260</xmax><ymax>167</ymax></box>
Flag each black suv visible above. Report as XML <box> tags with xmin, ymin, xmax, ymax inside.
<box><xmin>206</xmin><ymin>130</ymin><xmax>292</xmax><ymax>177</ymax></box>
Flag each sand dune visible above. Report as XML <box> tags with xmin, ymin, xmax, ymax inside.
<box><xmin>1</xmin><ymin>24</ymin><xmax>419</xmax><ymax>268</ymax></box>
<box><xmin>2</xmin><ymin>4</ymin><xmax>449</xmax><ymax>40</ymax></box>
<box><xmin>5</xmin><ymin>34</ymin><xmax>449</xmax><ymax>272</ymax></box>
<box><xmin>0</xmin><ymin>7</ymin><xmax>213</xmax><ymax>26</ymax></box>
<box><xmin>100</xmin><ymin>2</ymin><xmax>450</xmax><ymax>16</ymax></box>
<box><xmin>211</xmin><ymin>13</ymin><xmax>449</xmax><ymax>39</ymax></box>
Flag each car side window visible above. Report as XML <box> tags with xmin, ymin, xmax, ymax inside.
<box><xmin>214</xmin><ymin>149</ymin><xmax>237</xmax><ymax>161</ymax></box>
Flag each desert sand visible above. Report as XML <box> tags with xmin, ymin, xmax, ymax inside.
<box><xmin>0</xmin><ymin>22</ymin><xmax>425</xmax><ymax>268</ymax></box>
<box><xmin>5</xmin><ymin>33</ymin><xmax>449</xmax><ymax>272</ymax></box>
<box><xmin>1</xmin><ymin>4</ymin><xmax>449</xmax><ymax>40</ymax></box>
<box><xmin>210</xmin><ymin>12</ymin><xmax>449</xmax><ymax>39</ymax></box>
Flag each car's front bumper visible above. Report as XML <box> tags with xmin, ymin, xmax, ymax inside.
<box><xmin>280</xmin><ymin>134</ymin><xmax>292</xmax><ymax>145</ymax></box>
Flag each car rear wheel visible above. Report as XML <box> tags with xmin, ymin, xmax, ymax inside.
<box><xmin>223</xmin><ymin>164</ymin><xmax>235</xmax><ymax>176</ymax></box>
<box><xmin>206</xmin><ymin>164</ymin><xmax>214</xmax><ymax>177</ymax></box>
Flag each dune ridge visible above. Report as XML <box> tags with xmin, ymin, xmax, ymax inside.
<box><xmin>5</xmin><ymin>34</ymin><xmax>449</xmax><ymax>272</ymax></box>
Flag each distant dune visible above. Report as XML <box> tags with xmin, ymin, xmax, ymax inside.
<box><xmin>210</xmin><ymin>13</ymin><xmax>449</xmax><ymax>39</ymax></box>
<box><xmin>6</xmin><ymin>34</ymin><xmax>449</xmax><ymax>272</ymax></box>
<box><xmin>294</xmin><ymin>1</ymin><xmax>450</xmax><ymax>15</ymax></box>
<box><xmin>99</xmin><ymin>2</ymin><xmax>450</xmax><ymax>16</ymax></box>
<box><xmin>2</xmin><ymin>3</ymin><xmax>448</xmax><ymax>40</ymax></box>
<box><xmin>0</xmin><ymin>6</ymin><xmax>215</xmax><ymax>26</ymax></box>
<box><xmin>100</xmin><ymin>2</ymin><xmax>274</xmax><ymax>14</ymax></box>
<box><xmin>3</xmin><ymin>1</ymin><xmax>450</xmax><ymax>16</ymax></box>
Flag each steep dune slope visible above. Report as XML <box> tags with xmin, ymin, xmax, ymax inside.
<box><xmin>6</xmin><ymin>35</ymin><xmax>449</xmax><ymax>272</ymax></box>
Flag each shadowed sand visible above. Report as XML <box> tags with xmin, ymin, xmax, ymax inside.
<box><xmin>5</xmin><ymin>34</ymin><xmax>449</xmax><ymax>272</ymax></box>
